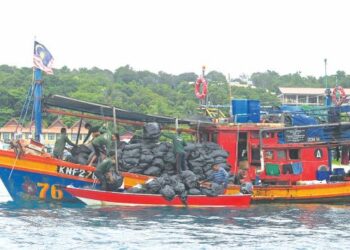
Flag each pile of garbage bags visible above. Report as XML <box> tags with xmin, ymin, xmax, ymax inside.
<box><xmin>126</xmin><ymin>171</ymin><xmax>226</xmax><ymax>201</ymax></box>
<box><xmin>119</xmin><ymin>141</ymin><xmax>230</xmax><ymax>181</ymax></box>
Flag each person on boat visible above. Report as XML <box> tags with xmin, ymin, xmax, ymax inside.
<box><xmin>161</xmin><ymin>130</ymin><xmax>187</xmax><ymax>173</ymax></box>
<box><xmin>87</xmin><ymin>130</ymin><xmax>109</xmax><ymax>165</ymax></box>
<box><xmin>208</xmin><ymin>164</ymin><xmax>229</xmax><ymax>187</ymax></box>
<box><xmin>53</xmin><ymin>128</ymin><xmax>75</xmax><ymax>159</ymax></box>
<box><xmin>95</xmin><ymin>157</ymin><xmax>123</xmax><ymax>191</ymax></box>
<box><xmin>83</xmin><ymin>123</ymin><xmax>101</xmax><ymax>143</ymax></box>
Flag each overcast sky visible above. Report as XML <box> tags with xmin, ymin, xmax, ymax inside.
<box><xmin>1</xmin><ymin>0</ymin><xmax>349</xmax><ymax>78</ymax></box>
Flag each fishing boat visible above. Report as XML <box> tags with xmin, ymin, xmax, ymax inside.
<box><xmin>1</xmin><ymin>44</ymin><xmax>350</xmax><ymax>204</ymax></box>
<box><xmin>64</xmin><ymin>186</ymin><xmax>251</xmax><ymax>208</ymax></box>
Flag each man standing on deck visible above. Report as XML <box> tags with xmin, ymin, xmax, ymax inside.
<box><xmin>88</xmin><ymin>130</ymin><xmax>109</xmax><ymax>165</ymax></box>
<box><xmin>162</xmin><ymin>130</ymin><xmax>187</xmax><ymax>173</ymax></box>
<box><xmin>53</xmin><ymin>128</ymin><xmax>75</xmax><ymax>159</ymax></box>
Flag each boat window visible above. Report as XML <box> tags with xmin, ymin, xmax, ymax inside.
<box><xmin>250</xmin><ymin>131</ymin><xmax>259</xmax><ymax>138</ymax></box>
<box><xmin>264</xmin><ymin>150</ymin><xmax>274</xmax><ymax>160</ymax></box>
<box><xmin>277</xmin><ymin>150</ymin><xmax>286</xmax><ymax>160</ymax></box>
<box><xmin>212</xmin><ymin>133</ymin><xmax>218</xmax><ymax>143</ymax></box>
<box><xmin>289</xmin><ymin>149</ymin><xmax>300</xmax><ymax>160</ymax></box>
<box><xmin>251</xmin><ymin>148</ymin><xmax>260</xmax><ymax>162</ymax></box>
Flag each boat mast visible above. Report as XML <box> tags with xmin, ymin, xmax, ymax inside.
<box><xmin>34</xmin><ymin>68</ymin><xmax>43</xmax><ymax>142</ymax></box>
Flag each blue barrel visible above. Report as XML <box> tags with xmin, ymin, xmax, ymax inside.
<box><xmin>232</xmin><ymin>99</ymin><xmax>248</xmax><ymax>123</ymax></box>
<box><xmin>248</xmin><ymin>100</ymin><xmax>260</xmax><ymax>122</ymax></box>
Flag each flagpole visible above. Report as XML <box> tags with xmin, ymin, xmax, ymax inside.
<box><xmin>33</xmin><ymin>39</ymin><xmax>42</xmax><ymax>142</ymax></box>
<box><xmin>34</xmin><ymin>69</ymin><xmax>42</xmax><ymax>142</ymax></box>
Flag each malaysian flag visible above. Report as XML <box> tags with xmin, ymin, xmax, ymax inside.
<box><xmin>33</xmin><ymin>41</ymin><xmax>54</xmax><ymax>75</ymax></box>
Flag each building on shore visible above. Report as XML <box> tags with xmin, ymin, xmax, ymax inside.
<box><xmin>278</xmin><ymin>87</ymin><xmax>350</xmax><ymax>106</ymax></box>
<box><xmin>0</xmin><ymin>118</ymin><xmax>88</xmax><ymax>152</ymax></box>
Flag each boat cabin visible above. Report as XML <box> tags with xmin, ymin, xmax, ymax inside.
<box><xmin>197</xmin><ymin>123</ymin><xmax>329</xmax><ymax>184</ymax></box>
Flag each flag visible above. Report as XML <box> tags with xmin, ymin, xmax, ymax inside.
<box><xmin>33</xmin><ymin>41</ymin><xmax>54</xmax><ymax>75</ymax></box>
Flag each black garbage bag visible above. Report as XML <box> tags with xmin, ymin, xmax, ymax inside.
<box><xmin>201</xmin><ymin>183</ymin><xmax>224</xmax><ymax>197</ymax></box>
<box><xmin>192</xmin><ymin>166</ymin><xmax>204</xmax><ymax>176</ymax></box>
<box><xmin>189</xmin><ymin>150</ymin><xmax>201</xmax><ymax>159</ymax></box>
<box><xmin>128</xmin><ymin>167</ymin><xmax>145</xmax><ymax>174</ymax></box>
<box><xmin>122</xmin><ymin>149</ymin><xmax>141</xmax><ymax>158</ymax></box>
<box><xmin>213</xmin><ymin>157</ymin><xmax>227</xmax><ymax>165</ymax></box>
<box><xmin>71</xmin><ymin>145</ymin><xmax>92</xmax><ymax>156</ymax></box>
<box><xmin>139</xmin><ymin>154</ymin><xmax>154</xmax><ymax>163</ymax></box>
<box><xmin>143</xmin><ymin>138</ymin><xmax>159</xmax><ymax>144</ymax></box>
<box><xmin>143</xmin><ymin>122</ymin><xmax>161</xmax><ymax>139</ymax></box>
<box><xmin>163</xmin><ymin>152</ymin><xmax>176</xmax><ymax>164</ymax></box>
<box><xmin>144</xmin><ymin>166</ymin><xmax>162</xmax><ymax>176</ymax></box>
<box><xmin>181</xmin><ymin>170</ymin><xmax>198</xmax><ymax>189</ymax></box>
<box><xmin>152</xmin><ymin>143</ymin><xmax>169</xmax><ymax>153</ymax></box>
<box><xmin>188</xmin><ymin>161</ymin><xmax>205</xmax><ymax>169</ymax></box>
<box><xmin>160</xmin><ymin>185</ymin><xmax>176</xmax><ymax>201</ymax></box>
<box><xmin>188</xmin><ymin>188</ymin><xmax>201</xmax><ymax>195</ymax></box>
<box><xmin>106</xmin><ymin>171</ymin><xmax>124</xmax><ymax>191</ymax></box>
<box><xmin>205</xmin><ymin>169</ymin><xmax>214</xmax><ymax>178</ymax></box>
<box><xmin>152</xmin><ymin>158</ymin><xmax>164</xmax><ymax>168</ymax></box>
<box><xmin>156</xmin><ymin>174</ymin><xmax>172</xmax><ymax>186</ymax></box>
<box><xmin>184</xmin><ymin>143</ymin><xmax>196</xmax><ymax>152</ymax></box>
<box><xmin>124</xmin><ymin>143</ymin><xmax>142</xmax><ymax>150</ymax></box>
<box><xmin>173</xmin><ymin>182</ymin><xmax>186</xmax><ymax>194</ymax></box>
<box><xmin>209</xmin><ymin>150</ymin><xmax>229</xmax><ymax>158</ymax></box>
<box><xmin>145</xmin><ymin>179</ymin><xmax>162</xmax><ymax>193</ymax></box>
<box><xmin>203</xmin><ymin>164</ymin><xmax>212</xmax><ymax>172</ymax></box>
<box><xmin>123</xmin><ymin>157</ymin><xmax>139</xmax><ymax>166</ymax></box>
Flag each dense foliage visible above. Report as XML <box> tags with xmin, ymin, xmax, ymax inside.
<box><xmin>5</xmin><ymin>64</ymin><xmax>344</xmax><ymax>127</ymax></box>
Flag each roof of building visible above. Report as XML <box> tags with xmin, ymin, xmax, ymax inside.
<box><xmin>279</xmin><ymin>87</ymin><xmax>350</xmax><ymax>95</ymax></box>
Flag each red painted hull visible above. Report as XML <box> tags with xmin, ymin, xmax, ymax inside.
<box><xmin>65</xmin><ymin>187</ymin><xmax>251</xmax><ymax>208</ymax></box>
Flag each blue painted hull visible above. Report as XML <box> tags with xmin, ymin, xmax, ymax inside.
<box><xmin>0</xmin><ymin>166</ymin><xmax>98</xmax><ymax>203</ymax></box>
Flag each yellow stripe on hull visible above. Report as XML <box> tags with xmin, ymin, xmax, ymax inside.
<box><xmin>226</xmin><ymin>182</ymin><xmax>350</xmax><ymax>201</ymax></box>
<box><xmin>0</xmin><ymin>155</ymin><xmax>57</xmax><ymax>174</ymax></box>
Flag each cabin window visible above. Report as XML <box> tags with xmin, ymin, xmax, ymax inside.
<box><xmin>250</xmin><ymin>131</ymin><xmax>259</xmax><ymax>139</ymax></box>
<box><xmin>264</xmin><ymin>150</ymin><xmax>274</xmax><ymax>160</ymax></box>
<box><xmin>42</xmin><ymin>134</ymin><xmax>46</xmax><ymax>140</ymax></box>
<box><xmin>25</xmin><ymin>133</ymin><xmax>30</xmax><ymax>139</ymax></box>
<box><xmin>251</xmin><ymin>148</ymin><xmax>260</xmax><ymax>162</ymax></box>
<box><xmin>212</xmin><ymin>133</ymin><xmax>218</xmax><ymax>143</ymax></box>
<box><xmin>289</xmin><ymin>149</ymin><xmax>300</xmax><ymax>160</ymax></box>
<box><xmin>48</xmin><ymin>133</ymin><xmax>55</xmax><ymax>140</ymax></box>
<box><xmin>79</xmin><ymin>134</ymin><xmax>83</xmax><ymax>140</ymax></box>
<box><xmin>277</xmin><ymin>150</ymin><xmax>286</xmax><ymax>160</ymax></box>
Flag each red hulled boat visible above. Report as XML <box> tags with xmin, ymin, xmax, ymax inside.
<box><xmin>64</xmin><ymin>186</ymin><xmax>251</xmax><ymax>208</ymax></box>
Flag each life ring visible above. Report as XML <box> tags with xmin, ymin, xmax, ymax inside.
<box><xmin>195</xmin><ymin>77</ymin><xmax>208</xmax><ymax>99</ymax></box>
<box><xmin>332</xmin><ymin>86</ymin><xmax>346</xmax><ymax>106</ymax></box>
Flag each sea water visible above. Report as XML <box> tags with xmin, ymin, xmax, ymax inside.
<box><xmin>1</xmin><ymin>201</ymin><xmax>350</xmax><ymax>250</ymax></box>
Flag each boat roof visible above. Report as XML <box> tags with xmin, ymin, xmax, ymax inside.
<box><xmin>43</xmin><ymin>95</ymin><xmax>209</xmax><ymax>125</ymax></box>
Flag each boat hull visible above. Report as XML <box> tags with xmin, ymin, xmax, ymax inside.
<box><xmin>225</xmin><ymin>182</ymin><xmax>350</xmax><ymax>203</ymax></box>
<box><xmin>65</xmin><ymin>186</ymin><xmax>251</xmax><ymax>208</ymax></box>
<box><xmin>0</xmin><ymin>149</ymin><xmax>149</xmax><ymax>203</ymax></box>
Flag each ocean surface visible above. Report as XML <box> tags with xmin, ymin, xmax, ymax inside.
<box><xmin>1</xmin><ymin>201</ymin><xmax>350</xmax><ymax>250</ymax></box>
